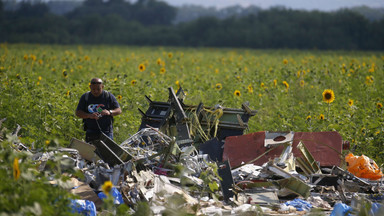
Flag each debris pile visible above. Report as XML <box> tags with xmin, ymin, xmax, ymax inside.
<box><xmin>6</xmin><ymin>87</ymin><xmax>384</xmax><ymax>215</ymax></box>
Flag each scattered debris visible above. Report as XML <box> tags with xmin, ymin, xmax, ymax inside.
<box><xmin>5</xmin><ymin>87</ymin><xmax>384</xmax><ymax>215</ymax></box>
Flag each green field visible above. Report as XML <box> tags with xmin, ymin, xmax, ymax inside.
<box><xmin>1</xmin><ymin>43</ymin><xmax>383</xmax><ymax>163</ymax></box>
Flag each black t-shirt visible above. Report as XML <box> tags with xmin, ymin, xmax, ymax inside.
<box><xmin>76</xmin><ymin>91</ymin><xmax>120</xmax><ymax>133</ymax></box>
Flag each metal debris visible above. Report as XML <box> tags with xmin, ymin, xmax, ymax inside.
<box><xmin>3</xmin><ymin>88</ymin><xmax>384</xmax><ymax>215</ymax></box>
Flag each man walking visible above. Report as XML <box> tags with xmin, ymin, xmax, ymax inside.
<box><xmin>76</xmin><ymin>78</ymin><xmax>122</xmax><ymax>142</ymax></box>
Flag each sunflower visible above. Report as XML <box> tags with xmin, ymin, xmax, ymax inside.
<box><xmin>300</xmin><ymin>80</ymin><xmax>305</xmax><ymax>87</ymax></box>
<box><xmin>348</xmin><ymin>99</ymin><xmax>354</xmax><ymax>106</ymax></box>
<box><xmin>61</xmin><ymin>69</ymin><xmax>68</xmax><ymax>78</ymax></box>
<box><xmin>168</xmin><ymin>52</ymin><xmax>173</xmax><ymax>58</ymax></box>
<box><xmin>160</xmin><ymin>67</ymin><xmax>166</xmax><ymax>74</ymax></box>
<box><xmin>247</xmin><ymin>84</ymin><xmax>253</xmax><ymax>93</ymax></box>
<box><xmin>365</xmin><ymin>76</ymin><xmax>374</xmax><ymax>85</ymax></box>
<box><xmin>377</xmin><ymin>102</ymin><xmax>383</xmax><ymax>109</ymax></box>
<box><xmin>215</xmin><ymin>83</ymin><xmax>222</xmax><ymax>90</ymax></box>
<box><xmin>117</xmin><ymin>95</ymin><xmax>122</xmax><ymax>100</ymax></box>
<box><xmin>322</xmin><ymin>89</ymin><xmax>335</xmax><ymax>104</ymax></box>
<box><xmin>66</xmin><ymin>90</ymin><xmax>70</xmax><ymax>96</ymax></box>
<box><xmin>13</xmin><ymin>158</ymin><xmax>20</xmax><ymax>180</ymax></box>
<box><xmin>131</xmin><ymin>80</ymin><xmax>137</xmax><ymax>86</ymax></box>
<box><xmin>156</xmin><ymin>58</ymin><xmax>162</xmax><ymax>65</ymax></box>
<box><xmin>282</xmin><ymin>81</ymin><xmax>289</xmax><ymax>89</ymax></box>
<box><xmin>306</xmin><ymin>115</ymin><xmax>311</xmax><ymax>121</ymax></box>
<box><xmin>319</xmin><ymin>114</ymin><xmax>325</xmax><ymax>120</ymax></box>
<box><xmin>102</xmin><ymin>181</ymin><xmax>113</xmax><ymax>195</ymax></box>
<box><xmin>138</xmin><ymin>64</ymin><xmax>146</xmax><ymax>72</ymax></box>
<box><xmin>283</xmin><ymin>59</ymin><xmax>288</xmax><ymax>64</ymax></box>
<box><xmin>234</xmin><ymin>90</ymin><xmax>241</xmax><ymax>97</ymax></box>
<box><xmin>30</xmin><ymin>54</ymin><xmax>36</xmax><ymax>61</ymax></box>
<box><xmin>260</xmin><ymin>82</ymin><xmax>265</xmax><ymax>88</ymax></box>
<box><xmin>273</xmin><ymin>79</ymin><xmax>277</xmax><ymax>87</ymax></box>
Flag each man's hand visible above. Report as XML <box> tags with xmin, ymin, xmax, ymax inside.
<box><xmin>100</xmin><ymin>109</ymin><xmax>111</xmax><ymax>116</ymax></box>
<box><xmin>88</xmin><ymin>112</ymin><xmax>101</xmax><ymax>119</ymax></box>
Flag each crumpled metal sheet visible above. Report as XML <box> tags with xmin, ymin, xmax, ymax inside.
<box><xmin>223</xmin><ymin>131</ymin><xmax>343</xmax><ymax>167</ymax></box>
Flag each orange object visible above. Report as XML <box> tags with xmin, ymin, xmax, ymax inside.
<box><xmin>345</xmin><ymin>153</ymin><xmax>383</xmax><ymax>180</ymax></box>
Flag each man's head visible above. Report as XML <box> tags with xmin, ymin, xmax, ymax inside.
<box><xmin>90</xmin><ymin>78</ymin><xmax>104</xmax><ymax>97</ymax></box>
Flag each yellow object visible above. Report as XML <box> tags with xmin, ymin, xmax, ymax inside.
<box><xmin>345</xmin><ymin>153</ymin><xmax>383</xmax><ymax>180</ymax></box>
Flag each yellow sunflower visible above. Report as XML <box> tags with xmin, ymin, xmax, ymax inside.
<box><xmin>377</xmin><ymin>102</ymin><xmax>383</xmax><ymax>109</ymax></box>
<box><xmin>306</xmin><ymin>115</ymin><xmax>311</xmax><ymax>121</ymax></box>
<box><xmin>247</xmin><ymin>84</ymin><xmax>253</xmax><ymax>93</ymax></box>
<box><xmin>117</xmin><ymin>95</ymin><xmax>122</xmax><ymax>100</ymax></box>
<box><xmin>319</xmin><ymin>114</ymin><xmax>325</xmax><ymax>120</ymax></box>
<box><xmin>322</xmin><ymin>89</ymin><xmax>335</xmax><ymax>104</ymax></box>
<box><xmin>102</xmin><ymin>181</ymin><xmax>113</xmax><ymax>195</ymax></box>
<box><xmin>131</xmin><ymin>80</ymin><xmax>137</xmax><ymax>86</ymax></box>
<box><xmin>348</xmin><ymin>99</ymin><xmax>354</xmax><ymax>106</ymax></box>
<box><xmin>215</xmin><ymin>83</ymin><xmax>222</xmax><ymax>90</ymax></box>
<box><xmin>282</xmin><ymin>81</ymin><xmax>289</xmax><ymax>89</ymax></box>
<box><xmin>365</xmin><ymin>76</ymin><xmax>374</xmax><ymax>85</ymax></box>
<box><xmin>156</xmin><ymin>58</ymin><xmax>162</xmax><ymax>65</ymax></box>
<box><xmin>138</xmin><ymin>64</ymin><xmax>146</xmax><ymax>72</ymax></box>
<box><xmin>13</xmin><ymin>158</ymin><xmax>20</xmax><ymax>180</ymax></box>
<box><xmin>160</xmin><ymin>67</ymin><xmax>166</xmax><ymax>74</ymax></box>
<box><xmin>273</xmin><ymin>79</ymin><xmax>277</xmax><ymax>87</ymax></box>
<box><xmin>234</xmin><ymin>90</ymin><xmax>241</xmax><ymax>97</ymax></box>
<box><xmin>283</xmin><ymin>59</ymin><xmax>288</xmax><ymax>64</ymax></box>
<box><xmin>62</xmin><ymin>70</ymin><xmax>68</xmax><ymax>78</ymax></box>
<box><xmin>300</xmin><ymin>80</ymin><xmax>305</xmax><ymax>87</ymax></box>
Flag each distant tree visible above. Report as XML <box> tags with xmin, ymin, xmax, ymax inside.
<box><xmin>12</xmin><ymin>1</ymin><xmax>50</xmax><ymax>18</ymax></box>
<box><xmin>133</xmin><ymin>0</ymin><xmax>176</xmax><ymax>25</ymax></box>
<box><xmin>67</xmin><ymin>0</ymin><xmax>175</xmax><ymax>26</ymax></box>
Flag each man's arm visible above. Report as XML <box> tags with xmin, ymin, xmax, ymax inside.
<box><xmin>107</xmin><ymin>93</ymin><xmax>122</xmax><ymax>117</ymax></box>
<box><xmin>109</xmin><ymin>107</ymin><xmax>122</xmax><ymax>117</ymax></box>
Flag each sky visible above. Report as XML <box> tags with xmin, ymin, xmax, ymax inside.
<box><xmin>162</xmin><ymin>0</ymin><xmax>384</xmax><ymax>11</ymax></box>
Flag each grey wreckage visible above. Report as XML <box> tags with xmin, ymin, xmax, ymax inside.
<box><xmin>9</xmin><ymin>87</ymin><xmax>384</xmax><ymax>215</ymax></box>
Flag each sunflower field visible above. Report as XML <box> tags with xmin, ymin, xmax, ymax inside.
<box><xmin>1</xmin><ymin>43</ymin><xmax>383</xmax><ymax>162</ymax></box>
<box><xmin>0</xmin><ymin>43</ymin><xmax>383</xmax><ymax>214</ymax></box>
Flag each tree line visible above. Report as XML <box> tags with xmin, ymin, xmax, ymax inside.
<box><xmin>0</xmin><ymin>0</ymin><xmax>383</xmax><ymax>50</ymax></box>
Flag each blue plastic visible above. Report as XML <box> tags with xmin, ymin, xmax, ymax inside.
<box><xmin>370</xmin><ymin>203</ymin><xmax>383</xmax><ymax>216</ymax></box>
<box><xmin>330</xmin><ymin>203</ymin><xmax>352</xmax><ymax>216</ymax></box>
<box><xmin>284</xmin><ymin>198</ymin><xmax>312</xmax><ymax>211</ymax></box>
<box><xmin>98</xmin><ymin>187</ymin><xmax>124</xmax><ymax>205</ymax></box>
<box><xmin>69</xmin><ymin>199</ymin><xmax>96</xmax><ymax>216</ymax></box>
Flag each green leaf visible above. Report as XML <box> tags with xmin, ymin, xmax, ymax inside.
<box><xmin>208</xmin><ymin>182</ymin><xmax>219</xmax><ymax>192</ymax></box>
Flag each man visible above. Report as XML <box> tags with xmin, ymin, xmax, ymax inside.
<box><xmin>76</xmin><ymin>78</ymin><xmax>122</xmax><ymax>142</ymax></box>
